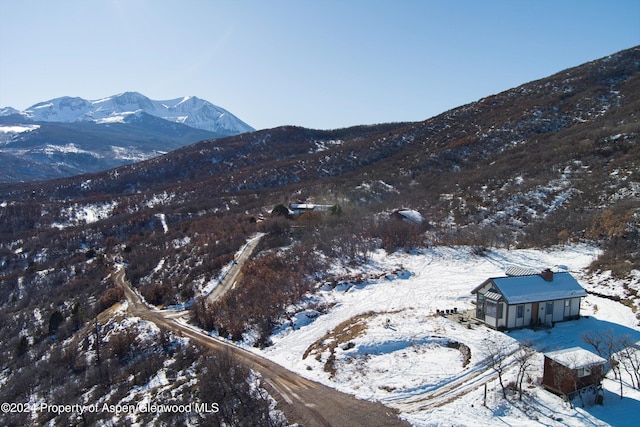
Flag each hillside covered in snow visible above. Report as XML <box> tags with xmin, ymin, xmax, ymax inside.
<box><xmin>258</xmin><ymin>244</ymin><xmax>640</xmax><ymax>426</ymax></box>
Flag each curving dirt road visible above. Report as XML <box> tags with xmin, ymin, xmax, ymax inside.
<box><xmin>116</xmin><ymin>269</ymin><xmax>410</xmax><ymax>427</ymax></box>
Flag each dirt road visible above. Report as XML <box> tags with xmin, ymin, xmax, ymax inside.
<box><xmin>116</xmin><ymin>268</ymin><xmax>410</xmax><ymax>427</ymax></box>
<box><xmin>206</xmin><ymin>233</ymin><xmax>263</xmax><ymax>304</ymax></box>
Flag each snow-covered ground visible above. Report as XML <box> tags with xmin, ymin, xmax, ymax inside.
<box><xmin>257</xmin><ymin>245</ymin><xmax>640</xmax><ymax>426</ymax></box>
<box><xmin>51</xmin><ymin>201</ymin><xmax>119</xmax><ymax>229</ymax></box>
<box><xmin>0</xmin><ymin>124</ymin><xmax>40</xmax><ymax>144</ymax></box>
<box><xmin>0</xmin><ymin>124</ymin><xmax>40</xmax><ymax>134</ymax></box>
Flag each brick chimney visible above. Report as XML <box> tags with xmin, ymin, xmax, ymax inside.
<box><xmin>540</xmin><ymin>268</ymin><xmax>554</xmax><ymax>282</ymax></box>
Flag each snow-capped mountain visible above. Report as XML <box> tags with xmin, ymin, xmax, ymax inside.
<box><xmin>0</xmin><ymin>106</ymin><xmax>19</xmax><ymax>116</ymax></box>
<box><xmin>0</xmin><ymin>92</ymin><xmax>255</xmax><ymax>181</ymax></box>
<box><xmin>13</xmin><ymin>91</ymin><xmax>254</xmax><ymax>135</ymax></box>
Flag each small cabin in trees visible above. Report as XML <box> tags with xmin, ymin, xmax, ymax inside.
<box><xmin>542</xmin><ymin>347</ymin><xmax>606</xmax><ymax>396</ymax></box>
<box><xmin>471</xmin><ymin>269</ymin><xmax>586</xmax><ymax>330</ymax></box>
<box><xmin>391</xmin><ymin>209</ymin><xmax>424</xmax><ymax>225</ymax></box>
<box><xmin>288</xmin><ymin>203</ymin><xmax>334</xmax><ymax>215</ymax></box>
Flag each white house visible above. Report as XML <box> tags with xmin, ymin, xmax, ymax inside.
<box><xmin>471</xmin><ymin>270</ymin><xmax>587</xmax><ymax>330</ymax></box>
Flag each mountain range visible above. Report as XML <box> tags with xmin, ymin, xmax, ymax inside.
<box><xmin>0</xmin><ymin>92</ymin><xmax>254</xmax><ymax>181</ymax></box>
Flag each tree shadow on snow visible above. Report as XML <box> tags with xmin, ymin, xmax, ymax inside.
<box><xmin>585</xmin><ymin>387</ymin><xmax>640</xmax><ymax>427</ymax></box>
<box><xmin>507</xmin><ymin>316</ymin><xmax>640</xmax><ymax>354</ymax></box>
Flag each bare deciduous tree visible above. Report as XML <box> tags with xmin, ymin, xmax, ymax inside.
<box><xmin>484</xmin><ymin>338</ymin><xmax>510</xmax><ymax>399</ymax></box>
<box><xmin>582</xmin><ymin>329</ymin><xmax>625</xmax><ymax>398</ymax></box>
<box><xmin>618</xmin><ymin>335</ymin><xmax>640</xmax><ymax>389</ymax></box>
<box><xmin>514</xmin><ymin>343</ymin><xmax>537</xmax><ymax>400</ymax></box>
<box><xmin>198</xmin><ymin>351</ymin><xmax>285</xmax><ymax>427</ymax></box>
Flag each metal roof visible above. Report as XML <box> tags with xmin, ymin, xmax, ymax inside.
<box><xmin>488</xmin><ymin>272</ymin><xmax>586</xmax><ymax>304</ymax></box>
<box><xmin>484</xmin><ymin>291</ymin><xmax>502</xmax><ymax>301</ymax></box>
<box><xmin>505</xmin><ymin>266</ymin><xmax>538</xmax><ymax>276</ymax></box>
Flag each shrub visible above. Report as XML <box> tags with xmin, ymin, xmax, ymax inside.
<box><xmin>48</xmin><ymin>310</ymin><xmax>65</xmax><ymax>336</ymax></box>
<box><xmin>96</xmin><ymin>286</ymin><xmax>124</xmax><ymax>313</ymax></box>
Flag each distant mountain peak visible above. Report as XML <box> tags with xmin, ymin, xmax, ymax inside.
<box><xmin>0</xmin><ymin>106</ymin><xmax>20</xmax><ymax>116</ymax></box>
<box><xmin>0</xmin><ymin>92</ymin><xmax>255</xmax><ymax>182</ymax></box>
<box><xmin>12</xmin><ymin>92</ymin><xmax>254</xmax><ymax>135</ymax></box>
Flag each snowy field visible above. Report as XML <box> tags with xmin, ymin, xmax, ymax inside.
<box><xmin>255</xmin><ymin>245</ymin><xmax>640</xmax><ymax>426</ymax></box>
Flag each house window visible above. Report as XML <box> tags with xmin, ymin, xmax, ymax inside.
<box><xmin>578</xmin><ymin>366</ymin><xmax>592</xmax><ymax>378</ymax></box>
<box><xmin>476</xmin><ymin>294</ymin><xmax>485</xmax><ymax>319</ymax></box>
<box><xmin>486</xmin><ymin>301</ymin><xmax>497</xmax><ymax>318</ymax></box>
<box><xmin>546</xmin><ymin>302</ymin><xmax>553</xmax><ymax>314</ymax></box>
<box><xmin>497</xmin><ymin>303</ymin><xmax>504</xmax><ymax>319</ymax></box>
<box><xmin>516</xmin><ymin>305</ymin><xmax>524</xmax><ymax>319</ymax></box>
<box><xmin>565</xmin><ymin>300</ymin><xmax>570</xmax><ymax>307</ymax></box>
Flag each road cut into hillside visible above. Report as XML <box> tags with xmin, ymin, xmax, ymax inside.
<box><xmin>115</xmin><ymin>267</ymin><xmax>410</xmax><ymax>427</ymax></box>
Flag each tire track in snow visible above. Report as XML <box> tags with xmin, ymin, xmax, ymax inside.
<box><xmin>387</xmin><ymin>345</ymin><xmax>522</xmax><ymax>411</ymax></box>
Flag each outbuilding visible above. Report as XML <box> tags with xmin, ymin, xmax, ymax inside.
<box><xmin>289</xmin><ymin>203</ymin><xmax>334</xmax><ymax>215</ymax></box>
<box><xmin>391</xmin><ymin>209</ymin><xmax>424</xmax><ymax>225</ymax></box>
<box><xmin>471</xmin><ymin>269</ymin><xmax>586</xmax><ymax>330</ymax></box>
<box><xmin>542</xmin><ymin>347</ymin><xmax>606</xmax><ymax>396</ymax></box>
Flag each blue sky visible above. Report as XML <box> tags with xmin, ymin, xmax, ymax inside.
<box><xmin>1</xmin><ymin>0</ymin><xmax>638</xmax><ymax>130</ymax></box>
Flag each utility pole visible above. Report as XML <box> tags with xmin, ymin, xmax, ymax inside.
<box><xmin>483</xmin><ymin>383</ymin><xmax>487</xmax><ymax>407</ymax></box>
